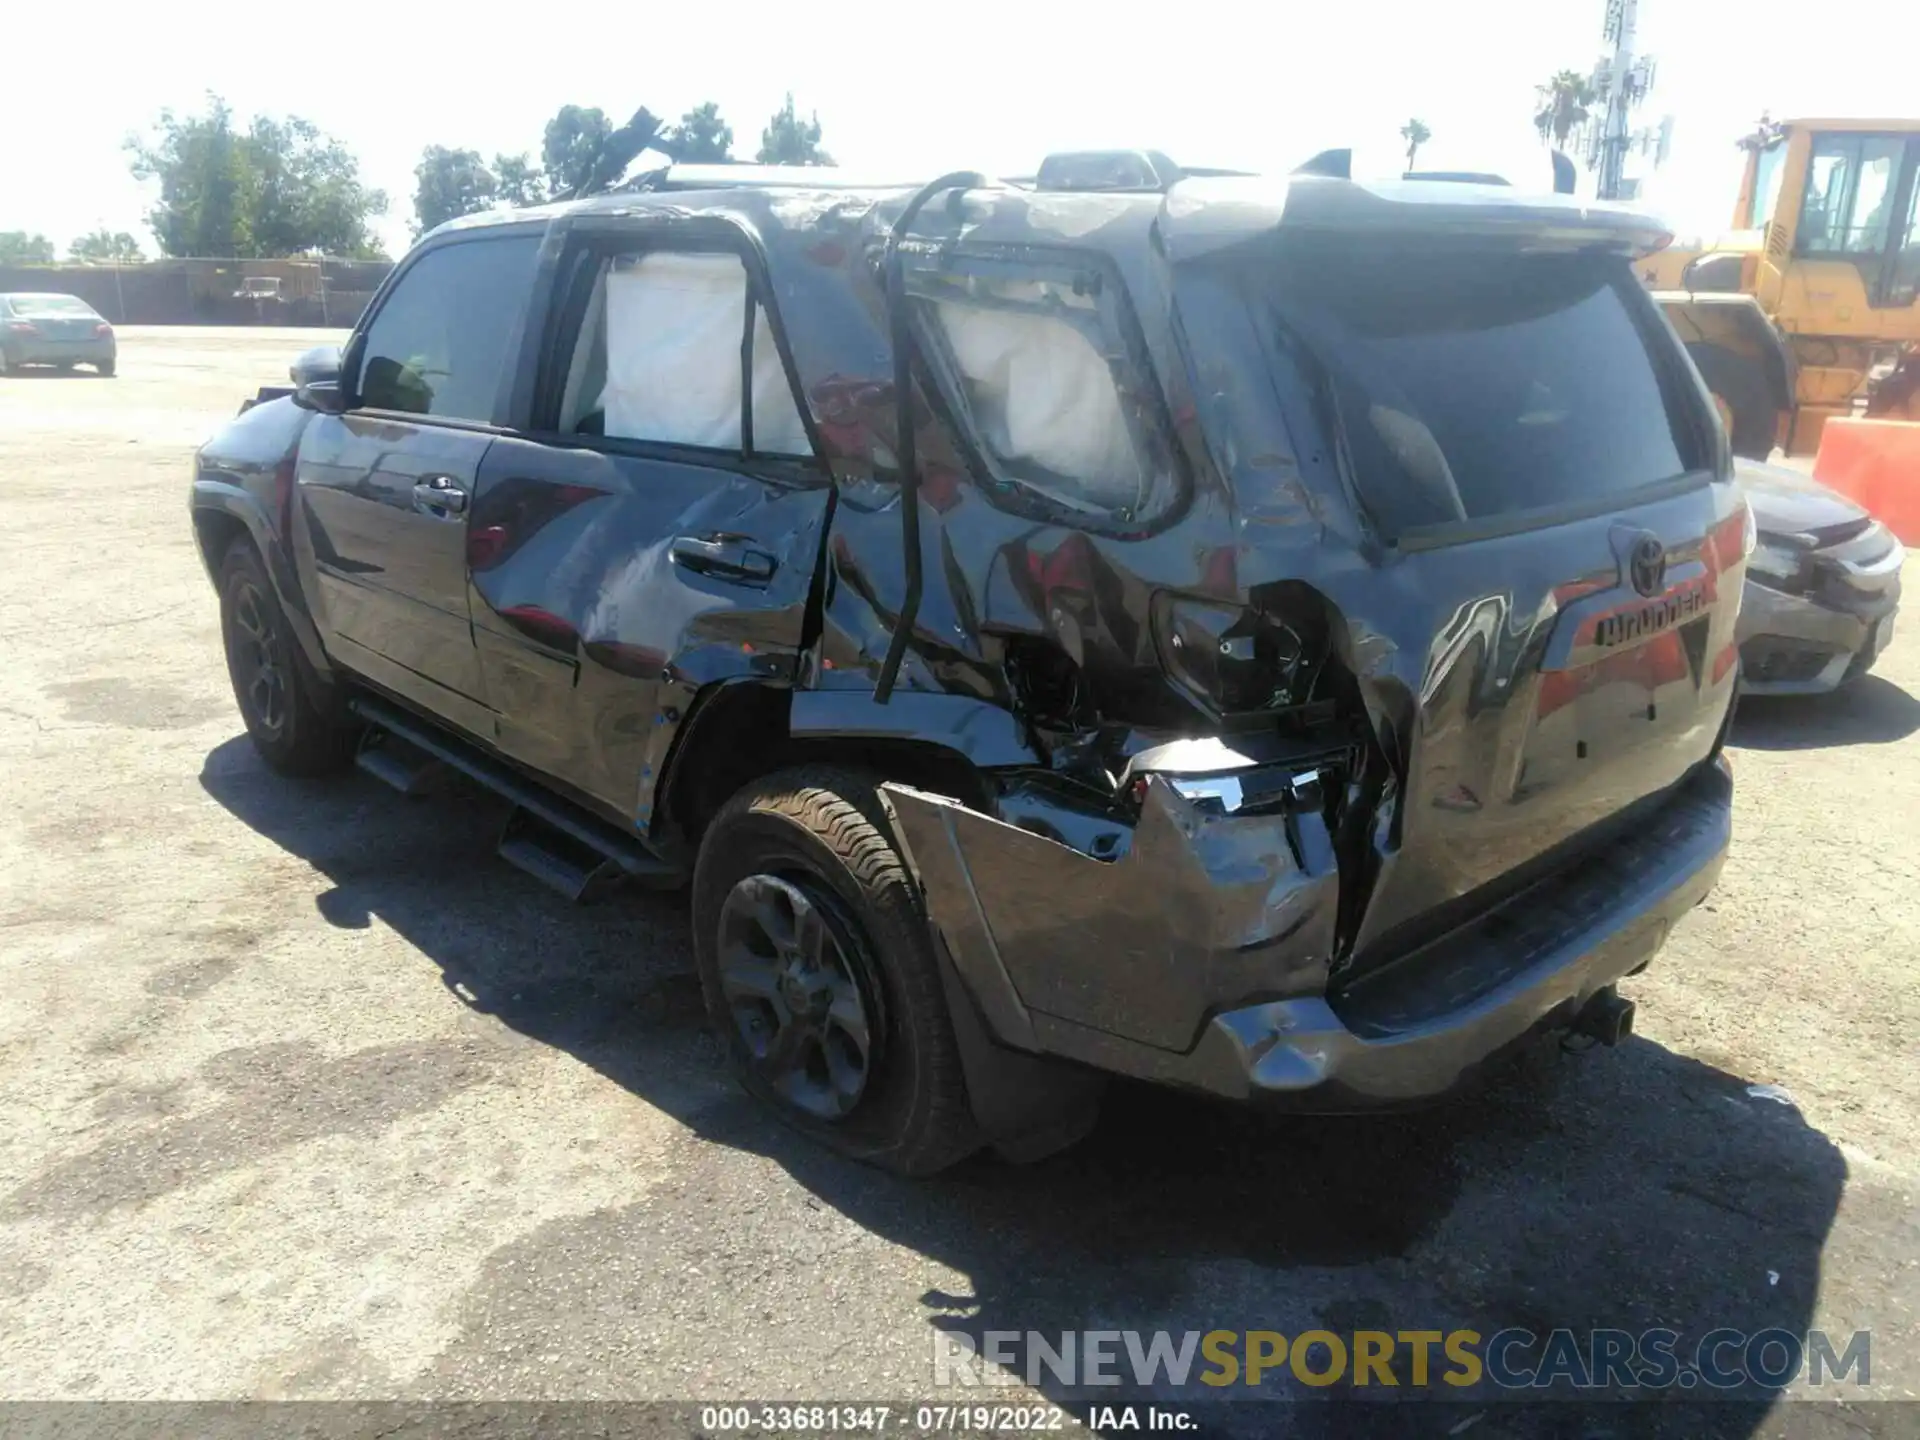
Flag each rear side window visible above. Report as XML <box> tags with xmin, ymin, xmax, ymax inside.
<box><xmin>551</xmin><ymin>249</ymin><xmax>810</xmax><ymax>456</ymax></box>
<box><xmin>1252</xmin><ymin>244</ymin><xmax>1704</xmax><ymax>539</ymax></box>
<box><xmin>358</xmin><ymin>234</ymin><xmax>540</xmax><ymax>422</ymax></box>
<box><xmin>907</xmin><ymin>253</ymin><xmax>1182</xmax><ymax>527</ymax></box>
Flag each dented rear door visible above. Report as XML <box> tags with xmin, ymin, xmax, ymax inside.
<box><xmin>466</xmin><ymin>229</ymin><xmax>831</xmax><ymax>820</ymax></box>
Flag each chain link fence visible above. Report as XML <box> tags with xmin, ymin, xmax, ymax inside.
<box><xmin>0</xmin><ymin>257</ymin><xmax>395</xmax><ymax>328</ymax></box>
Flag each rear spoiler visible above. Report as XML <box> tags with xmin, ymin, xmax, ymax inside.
<box><xmin>1295</xmin><ymin>147</ymin><xmax>1580</xmax><ymax>194</ymax></box>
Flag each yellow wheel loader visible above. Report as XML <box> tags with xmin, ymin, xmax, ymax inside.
<box><xmin>1644</xmin><ymin>118</ymin><xmax>1920</xmax><ymax>457</ymax></box>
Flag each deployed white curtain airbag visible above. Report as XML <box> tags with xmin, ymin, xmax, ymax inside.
<box><xmin>598</xmin><ymin>251</ymin><xmax>809</xmax><ymax>455</ymax></box>
<box><xmin>932</xmin><ymin>299</ymin><xmax>1145</xmax><ymax>511</ymax></box>
<box><xmin>748</xmin><ymin>305</ymin><xmax>811</xmax><ymax>455</ymax></box>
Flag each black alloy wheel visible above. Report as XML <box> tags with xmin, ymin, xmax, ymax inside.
<box><xmin>714</xmin><ymin>872</ymin><xmax>879</xmax><ymax>1120</ymax></box>
<box><xmin>228</xmin><ymin>576</ymin><xmax>288</xmax><ymax>741</ymax></box>
<box><xmin>217</xmin><ymin>537</ymin><xmax>357</xmax><ymax>775</ymax></box>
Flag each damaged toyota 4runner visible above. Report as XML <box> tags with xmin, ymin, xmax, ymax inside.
<box><xmin>191</xmin><ymin>159</ymin><xmax>1748</xmax><ymax>1174</ymax></box>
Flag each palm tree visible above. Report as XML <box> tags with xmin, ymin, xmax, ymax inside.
<box><xmin>1534</xmin><ymin>70</ymin><xmax>1597</xmax><ymax>150</ymax></box>
<box><xmin>1400</xmin><ymin>119</ymin><xmax>1432</xmax><ymax>171</ymax></box>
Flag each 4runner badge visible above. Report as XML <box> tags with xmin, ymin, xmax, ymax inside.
<box><xmin>1593</xmin><ymin>579</ymin><xmax>1708</xmax><ymax>649</ymax></box>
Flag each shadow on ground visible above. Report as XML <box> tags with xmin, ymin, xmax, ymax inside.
<box><xmin>1733</xmin><ymin>675</ymin><xmax>1920</xmax><ymax>751</ymax></box>
<box><xmin>199</xmin><ymin>738</ymin><xmax>1852</xmax><ymax>1439</ymax></box>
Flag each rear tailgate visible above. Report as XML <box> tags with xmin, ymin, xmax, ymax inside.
<box><xmin>1219</xmin><ymin>228</ymin><xmax>1745</xmax><ymax>973</ymax></box>
<box><xmin>1343</xmin><ymin>489</ymin><xmax>1744</xmax><ymax>966</ymax></box>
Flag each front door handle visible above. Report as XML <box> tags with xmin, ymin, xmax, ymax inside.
<box><xmin>412</xmin><ymin>475</ymin><xmax>468</xmax><ymax>518</ymax></box>
<box><xmin>669</xmin><ymin>535</ymin><xmax>777</xmax><ymax>584</ymax></box>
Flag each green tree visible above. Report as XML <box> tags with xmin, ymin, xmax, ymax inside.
<box><xmin>756</xmin><ymin>94</ymin><xmax>832</xmax><ymax>166</ymax></box>
<box><xmin>244</xmin><ymin>115</ymin><xmax>388</xmax><ymax>256</ymax></box>
<box><xmin>413</xmin><ymin>145</ymin><xmax>498</xmax><ymax>236</ymax></box>
<box><xmin>69</xmin><ymin>230</ymin><xmax>144</xmax><ymax>263</ymax></box>
<box><xmin>494</xmin><ymin>153</ymin><xmax>545</xmax><ymax>207</ymax></box>
<box><xmin>1534</xmin><ymin>70</ymin><xmax>1597</xmax><ymax>150</ymax></box>
<box><xmin>667</xmin><ymin>102</ymin><xmax>734</xmax><ymax>162</ymax></box>
<box><xmin>542</xmin><ymin>105</ymin><xmax>613</xmax><ymax>199</ymax></box>
<box><xmin>127</xmin><ymin>95</ymin><xmax>251</xmax><ymax>256</ymax></box>
<box><xmin>0</xmin><ymin>232</ymin><xmax>58</xmax><ymax>265</ymax></box>
<box><xmin>127</xmin><ymin>95</ymin><xmax>386</xmax><ymax>256</ymax></box>
<box><xmin>1400</xmin><ymin>118</ymin><xmax>1432</xmax><ymax>171</ymax></box>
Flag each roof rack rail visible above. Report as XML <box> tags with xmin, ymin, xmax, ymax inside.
<box><xmin>614</xmin><ymin>162</ymin><xmax>934</xmax><ymax>194</ymax></box>
<box><xmin>1030</xmin><ymin>150</ymin><xmax>1256</xmax><ymax>194</ymax></box>
<box><xmin>610</xmin><ymin>155</ymin><xmax>1262</xmax><ymax>198</ymax></box>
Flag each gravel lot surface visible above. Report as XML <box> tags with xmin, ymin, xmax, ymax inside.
<box><xmin>1</xmin><ymin>329</ymin><xmax>1916</xmax><ymax>1437</ymax></box>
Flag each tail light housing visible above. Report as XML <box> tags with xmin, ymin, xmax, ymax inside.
<box><xmin>94</xmin><ymin>322</ymin><xmax>113</xmax><ymax>338</ymax></box>
<box><xmin>1153</xmin><ymin>593</ymin><xmax>1318</xmax><ymax>716</ymax></box>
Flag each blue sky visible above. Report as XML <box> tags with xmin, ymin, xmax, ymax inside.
<box><xmin>4</xmin><ymin>0</ymin><xmax>1915</xmax><ymax>258</ymax></box>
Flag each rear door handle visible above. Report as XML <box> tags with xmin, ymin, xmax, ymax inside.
<box><xmin>669</xmin><ymin>535</ymin><xmax>777</xmax><ymax>584</ymax></box>
<box><xmin>412</xmin><ymin>475</ymin><xmax>468</xmax><ymax>517</ymax></box>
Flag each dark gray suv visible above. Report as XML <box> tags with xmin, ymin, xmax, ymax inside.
<box><xmin>190</xmin><ymin>158</ymin><xmax>1746</xmax><ymax>1173</ymax></box>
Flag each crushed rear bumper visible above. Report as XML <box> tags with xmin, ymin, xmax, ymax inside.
<box><xmin>1186</xmin><ymin>758</ymin><xmax>1731</xmax><ymax>1106</ymax></box>
<box><xmin>883</xmin><ymin>756</ymin><xmax>1731</xmax><ymax>1111</ymax></box>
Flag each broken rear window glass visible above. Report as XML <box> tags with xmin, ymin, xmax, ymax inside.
<box><xmin>908</xmin><ymin>255</ymin><xmax>1179</xmax><ymax>526</ymax></box>
<box><xmin>1245</xmin><ymin>243</ymin><xmax>1705</xmax><ymax>540</ymax></box>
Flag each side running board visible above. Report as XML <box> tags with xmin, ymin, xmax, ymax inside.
<box><xmin>350</xmin><ymin>696</ymin><xmax>684</xmax><ymax>901</ymax></box>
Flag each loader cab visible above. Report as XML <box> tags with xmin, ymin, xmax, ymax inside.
<box><xmin>1744</xmin><ymin>121</ymin><xmax>1920</xmax><ymax>314</ymax></box>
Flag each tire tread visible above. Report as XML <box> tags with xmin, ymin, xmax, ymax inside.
<box><xmin>219</xmin><ymin>536</ymin><xmax>357</xmax><ymax>777</ymax></box>
<box><xmin>698</xmin><ymin>766</ymin><xmax>980</xmax><ymax>1176</ymax></box>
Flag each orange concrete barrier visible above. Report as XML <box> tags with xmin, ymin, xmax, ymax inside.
<box><xmin>1812</xmin><ymin>418</ymin><xmax>1920</xmax><ymax>546</ymax></box>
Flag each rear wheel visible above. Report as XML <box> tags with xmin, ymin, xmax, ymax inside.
<box><xmin>218</xmin><ymin>538</ymin><xmax>357</xmax><ymax>776</ymax></box>
<box><xmin>692</xmin><ymin>767</ymin><xmax>981</xmax><ymax>1175</ymax></box>
<box><xmin>96</xmin><ymin>358</ymin><xmax>116</xmax><ymax>378</ymax></box>
<box><xmin>1688</xmin><ymin>342</ymin><xmax>1776</xmax><ymax>460</ymax></box>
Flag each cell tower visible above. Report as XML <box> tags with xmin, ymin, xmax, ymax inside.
<box><xmin>1582</xmin><ymin>0</ymin><xmax>1673</xmax><ymax>200</ymax></box>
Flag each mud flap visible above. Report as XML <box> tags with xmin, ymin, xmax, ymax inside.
<box><xmin>929</xmin><ymin>932</ymin><xmax>1106</xmax><ymax>1165</ymax></box>
<box><xmin>879</xmin><ymin>784</ymin><xmax>1104</xmax><ymax>1163</ymax></box>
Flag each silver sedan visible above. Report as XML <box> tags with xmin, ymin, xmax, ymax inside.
<box><xmin>1737</xmin><ymin>459</ymin><xmax>1903</xmax><ymax>695</ymax></box>
<box><xmin>0</xmin><ymin>293</ymin><xmax>116</xmax><ymax>376</ymax></box>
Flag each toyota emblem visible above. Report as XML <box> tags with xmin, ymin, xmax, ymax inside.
<box><xmin>1629</xmin><ymin>536</ymin><xmax>1667</xmax><ymax>597</ymax></box>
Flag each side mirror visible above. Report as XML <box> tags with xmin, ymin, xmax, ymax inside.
<box><xmin>290</xmin><ymin>344</ymin><xmax>349</xmax><ymax>413</ymax></box>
